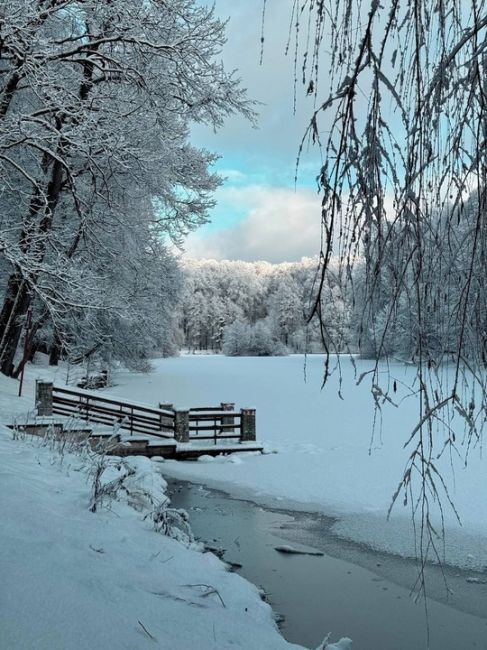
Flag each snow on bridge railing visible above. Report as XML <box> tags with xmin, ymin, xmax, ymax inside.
<box><xmin>35</xmin><ymin>382</ymin><xmax>256</xmax><ymax>445</ymax></box>
<box><xmin>50</xmin><ymin>385</ymin><xmax>175</xmax><ymax>438</ymax></box>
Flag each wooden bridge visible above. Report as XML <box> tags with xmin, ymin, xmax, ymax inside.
<box><xmin>30</xmin><ymin>381</ymin><xmax>263</xmax><ymax>460</ymax></box>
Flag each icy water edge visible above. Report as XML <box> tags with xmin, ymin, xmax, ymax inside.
<box><xmin>167</xmin><ymin>478</ymin><xmax>487</xmax><ymax>650</ymax></box>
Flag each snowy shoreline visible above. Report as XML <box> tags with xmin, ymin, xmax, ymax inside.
<box><xmin>160</xmin><ymin>457</ymin><xmax>487</xmax><ymax>574</ymax></box>
<box><xmin>0</xmin><ymin>365</ymin><xmax>310</xmax><ymax>650</ymax></box>
<box><xmin>167</xmin><ymin>477</ymin><xmax>487</xmax><ymax>649</ymax></box>
<box><xmin>0</xmin><ymin>425</ymin><xmax>304</xmax><ymax>650</ymax></box>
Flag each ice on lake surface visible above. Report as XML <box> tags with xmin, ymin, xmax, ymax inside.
<box><xmin>108</xmin><ymin>354</ymin><xmax>487</xmax><ymax>571</ymax></box>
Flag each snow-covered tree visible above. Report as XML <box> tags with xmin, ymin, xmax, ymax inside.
<box><xmin>221</xmin><ymin>320</ymin><xmax>250</xmax><ymax>357</ymax></box>
<box><xmin>222</xmin><ymin>318</ymin><xmax>286</xmax><ymax>357</ymax></box>
<box><xmin>287</xmin><ymin>0</ymin><xmax>487</xmax><ymax>383</ymax></box>
<box><xmin>0</xmin><ymin>0</ymin><xmax>254</xmax><ymax>374</ymax></box>
<box><xmin>268</xmin><ymin>279</ymin><xmax>303</xmax><ymax>347</ymax></box>
<box><xmin>179</xmin><ymin>257</ymin><xmax>350</xmax><ymax>355</ymax></box>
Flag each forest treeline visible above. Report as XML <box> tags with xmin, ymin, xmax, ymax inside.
<box><xmin>178</xmin><ymin>196</ymin><xmax>486</xmax><ymax>363</ymax></box>
<box><xmin>177</xmin><ymin>257</ymin><xmax>349</xmax><ymax>355</ymax></box>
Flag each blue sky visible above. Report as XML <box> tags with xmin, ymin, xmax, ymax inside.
<box><xmin>185</xmin><ymin>0</ymin><xmax>324</xmax><ymax>263</ymax></box>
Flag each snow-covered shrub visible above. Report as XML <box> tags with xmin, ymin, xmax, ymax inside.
<box><xmin>87</xmin><ymin>453</ymin><xmax>170</xmax><ymax>513</ymax></box>
<box><xmin>150</xmin><ymin>500</ymin><xmax>194</xmax><ymax>545</ymax></box>
<box><xmin>222</xmin><ymin>320</ymin><xmax>288</xmax><ymax>356</ymax></box>
<box><xmin>88</xmin><ymin>458</ymin><xmax>139</xmax><ymax>513</ymax></box>
<box><xmin>86</xmin><ymin>451</ymin><xmax>195</xmax><ymax>543</ymax></box>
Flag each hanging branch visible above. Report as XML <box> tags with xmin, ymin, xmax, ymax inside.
<box><xmin>282</xmin><ymin>0</ymin><xmax>487</xmax><ymax>588</ymax></box>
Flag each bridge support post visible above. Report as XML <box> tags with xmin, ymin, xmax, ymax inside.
<box><xmin>175</xmin><ymin>409</ymin><xmax>190</xmax><ymax>443</ymax></box>
<box><xmin>220</xmin><ymin>402</ymin><xmax>235</xmax><ymax>432</ymax></box>
<box><xmin>240</xmin><ymin>408</ymin><xmax>256</xmax><ymax>442</ymax></box>
<box><xmin>36</xmin><ymin>381</ymin><xmax>53</xmax><ymax>416</ymax></box>
<box><xmin>159</xmin><ymin>402</ymin><xmax>174</xmax><ymax>433</ymax></box>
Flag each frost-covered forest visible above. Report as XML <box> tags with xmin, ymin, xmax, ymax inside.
<box><xmin>177</xmin><ymin>258</ymin><xmax>349</xmax><ymax>355</ymax></box>
<box><xmin>178</xmin><ymin>205</ymin><xmax>487</xmax><ymax>360</ymax></box>
<box><xmin>0</xmin><ymin>0</ymin><xmax>253</xmax><ymax>375</ymax></box>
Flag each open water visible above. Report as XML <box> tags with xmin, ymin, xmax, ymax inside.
<box><xmin>168</xmin><ymin>478</ymin><xmax>487</xmax><ymax>650</ymax></box>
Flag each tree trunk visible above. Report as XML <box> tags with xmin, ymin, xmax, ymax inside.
<box><xmin>0</xmin><ymin>273</ymin><xmax>24</xmax><ymax>343</ymax></box>
<box><xmin>12</xmin><ymin>308</ymin><xmax>50</xmax><ymax>378</ymax></box>
<box><xmin>49</xmin><ymin>332</ymin><xmax>62</xmax><ymax>366</ymax></box>
<box><xmin>0</xmin><ymin>279</ymin><xmax>31</xmax><ymax>376</ymax></box>
<box><xmin>0</xmin><ymin>144</ymin><xmax>65</xmax><ymax>376</ymax></box>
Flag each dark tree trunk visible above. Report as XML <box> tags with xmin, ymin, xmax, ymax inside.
<box><xmin>0</xmin><ymin>279</ymin><xmax>31</xmax><ymax>376</ymax></box>
<box><xmin>49</xmin><ymin>332</ymin><xmax>62</xmax><ymax>366</ymax></box>
<box><xmin>0</xmin><ymin>273</ymin><xmax>23</xmax><ymax>343</ymax></box>
<box><xmin>0</xmin><ymin>145</ymin><xmax>65</xmax><ymax>376</ymax></box>
<box><xmin>28</xmin><ymin>340</ymin><xmax>39</xmax><ymax>362</ymax></box>
<box><xmin>12</xmin><ymin>308</ymin><xmax>50</xmax><ymax>378</ymax></box>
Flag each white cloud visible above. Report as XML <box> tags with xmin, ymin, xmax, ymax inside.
<box><xmin>220</xmin><ymin>169</ymin><xmax>247</xmax><ymax>182</ymax></box>
<box><xmin>183</xmin><ymin>185</ymin><xmax>322</xmax><ymax>263</ymax></box>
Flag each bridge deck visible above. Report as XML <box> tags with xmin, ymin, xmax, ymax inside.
<box><xmin>8</xmin><ymin>423</ymin><xmax>263</xmax><ymax>460</ymax></box>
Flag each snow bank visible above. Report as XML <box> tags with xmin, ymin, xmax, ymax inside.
<box><xmin>0</xmin><ymin>422</ymin><xmax>302</xmax><ymax>650</ymax></box>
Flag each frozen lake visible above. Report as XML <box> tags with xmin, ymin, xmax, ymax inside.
<box><xmin>108</xmin><ymin>354</ymin><xmax>487</xmax><ymax>570</ymax></box>
<box><xmin>93</xmin><ymin>354</ymin><xmax>487</xmax><ymax>647</ymax></box>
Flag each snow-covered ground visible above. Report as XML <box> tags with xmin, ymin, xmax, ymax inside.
<box><xmin>0</xmin><ymin>368</ymin><xmax>304</xmax><ymax>650</ymax></box>
<box><xmin>2</xmin><ymin>353</ymin><xmax>486</xmax><ymax>648</ymax></box>
<box><xmin>101</xmin><ymin>354</ymin><xmax>487</xmax><ymax>570</ymax></box>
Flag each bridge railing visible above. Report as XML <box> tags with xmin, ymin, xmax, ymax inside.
<box><xmin>36</xmin><ymin>382</ymin><xmax>256</xmax><ymax>445</ymax></box>
<box><xmin>188</xmin><ymin>409</ymin><xmax>242</xmax><ymax>443</ymax></box>
<box><xmin>51</xmin><ymin>386</ymin><xmax>175</xmax><ymax>438</ymax></box>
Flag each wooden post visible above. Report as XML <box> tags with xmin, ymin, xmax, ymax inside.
<box><xmin>220</xmin><ymin>402</ymin><xmax>235</xmax><ymax>433</ymax></box>
<box><xmin>35</xmin><ymin>381</ymin><xmax>53</xmax><ymax>416</ymax></box>
<box><xmin>159</xmin><ymin>403</ymin><xmax>174</xmax><ymax>432</ymax></box>
<box><xmin>240</xmin><ymin>408</ymin><xmax>256</xmax><ymax>442</ymax></box>
<box><xmin>174</xmin><ymin>409</ymin><xmax>190</xmax><ymax>443</ymax></box>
